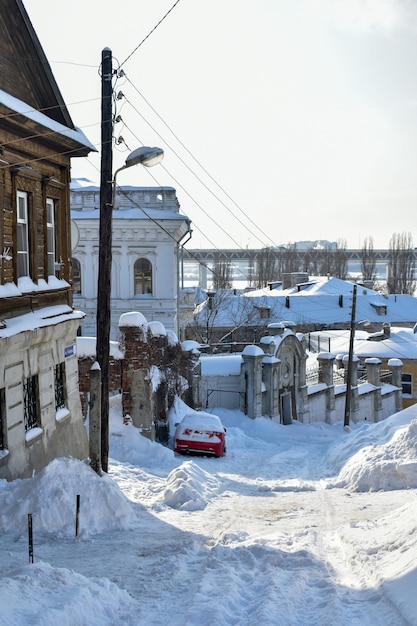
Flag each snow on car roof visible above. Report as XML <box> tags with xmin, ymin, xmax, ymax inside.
<box><xmin>178</xmin><ymin>413</ymin><xmax>224</xmax><ymax>430</ymax></box>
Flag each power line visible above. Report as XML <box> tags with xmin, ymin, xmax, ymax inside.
<box><xmin>123</xmin><ymin>93</ymin><xmax>272</xmax><ymax>249</ymax></box>
<box><xmin>119</xmin><ymin>0</ymin><xmax>183</xmax><ymax>69</ymax></box>
<box><xmin>125</xmin><ymin>77</ymin><xmax>277</xmax><ymax>249</ymax></box>
<box><xmin>118</xmin><ymin>117</ymin><xmax>245</xmax><ymax>248</ymax></box>
<box><xmin>115</xmin><ymin>116</ymin><xmax>246</xmax><ymax>256</ymax></box>
<box><xmin>0</xmin><ymin>96</ymin><xmax>102</xmax><ymax>124</ymax></box>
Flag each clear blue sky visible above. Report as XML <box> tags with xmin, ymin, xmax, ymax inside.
<box><xmin>24</xmin><ymin>0</ymin><xmax>417</xmax><ymax>250</ymax></box>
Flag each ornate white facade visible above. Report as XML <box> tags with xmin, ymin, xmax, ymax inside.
<box><xmin>70</xmin><ymin>181</ymin><xmax>192</xmax><ymax>340</ymax></box>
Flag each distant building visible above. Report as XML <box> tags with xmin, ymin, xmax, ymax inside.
<box><xmin>186</xmin><ymin>274</ymin><xmax>417</xmax><ymax>348</ymax></box>
<box><xmin>308</xmin><ymin>325</ymin><xmax>417</xmax><ymax>409</ymax></box>
<box><xmin>70</xmin><ymin>180</ymin><xmax>192</xmax><ymax>340</ymax></box>
<box><xmin>0</xmin><ymin>1</ymin><xmax>95</xmax><ymax>480</ymax></box>
<box><xmin>195</xmin><ymin>325</ymin><xmax>402</xmax><ymax>425</ymax></box>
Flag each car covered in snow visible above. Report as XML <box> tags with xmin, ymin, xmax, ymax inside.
<box><xmin>173</xmin><ymin>413</ymin><xmax>226</xmax><ymax>457</ymax></box>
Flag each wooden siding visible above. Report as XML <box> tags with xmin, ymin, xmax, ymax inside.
<box><xmin>0</xmin><ymin>0</ymin><xmax>73</xmax><ymax>128</ymax></box>
<box><xmin>0</xmin><ymin>0</ymin><xmax>93</xmax><ymax>320</ymax></box>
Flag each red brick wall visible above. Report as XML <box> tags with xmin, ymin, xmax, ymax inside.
<box><xmin>78</xmin><ymin>357</ymin><xmax>122</xmax><ymax>416</ymax></box>
<box><xmin>78</xmin><ymin>325</ymin><xmax>198</xmax><ymax>421</ymax></box>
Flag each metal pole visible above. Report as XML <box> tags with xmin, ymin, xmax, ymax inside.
<box><xmin>28</xmin><ymin>514</ymin><xmax>33</xmax><ymax>563</ymax></box>
<box><xmin>344</xmin><ymin>284</ymin><xmax>357</xmax><ymax>428</ymax></box>
<box><xmin>96</xmin><ymin>47</ymin><xmax>113</xmax><ymax>473</ymax></box>
<box><xmin>75</xmin><ymin>495</ymin><xmax>81</xmax><ymax>539</ymax></box>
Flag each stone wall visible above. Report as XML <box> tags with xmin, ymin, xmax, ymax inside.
<box><xmin>196</xmin><ymin>330</ymin><xmax>403</xmax><ymax>425</ymax></box>
<box><xmin>77</xmin><ymin>313</ymin><xmax>198</xmax><ymax>441</ymax></box>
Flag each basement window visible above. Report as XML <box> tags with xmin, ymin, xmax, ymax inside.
<box><xmin>55</xmin><ymin>363</ymin><xmax>66</xmax><ymax>411</ymax></box>
<box><xmin>23</xmin><ymin>375</ymin><xmax>40</xmax><ymax>431</ymax></box>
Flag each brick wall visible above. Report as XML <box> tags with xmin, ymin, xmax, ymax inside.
<box><xmin>78</xmin><ymin>356</ymin><xmax>122</xmax><ymax>417</ymax></box>
<box><xmin>77</xmin><ymin>322</ymin><xmax>198</xmax><ymax>435</ymax></box>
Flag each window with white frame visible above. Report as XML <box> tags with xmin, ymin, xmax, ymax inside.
<box><xmin>17</xmin><ymin>190</ymin><xmax>29</xmax><ymax>277</ymax></box>
<box><xmin>46</xmin><ymin>197</ymin><xmax>56</xmax><ymax>276</ymax></box>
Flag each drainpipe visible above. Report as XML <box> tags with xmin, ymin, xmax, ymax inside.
<box><xmin>176</xmin><ymin>223</ymin><xmax>192</xmax><ymax>338</ymax></box>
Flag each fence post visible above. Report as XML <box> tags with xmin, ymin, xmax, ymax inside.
<box><xmin>28</xmin><ymin>514</ymin><xmax>33</xmax><ymax>563</ymax></box>
<box><xmin>75</xmin><ymin>494</ymin><xmax>81</xmax><ymax>539</ymax></box>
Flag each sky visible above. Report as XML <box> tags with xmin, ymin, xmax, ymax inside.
<box><xmin>22</xmin><ymin>0</ymin><xmax>417</xmax><ymax>251</ymax></box>
<box><xmin>1</xmin><ymin>394</ymin><xmax>417</xmax><ymax>624</ymax></box>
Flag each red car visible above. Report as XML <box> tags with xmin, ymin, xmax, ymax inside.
<box><xmin>174</xmin><ymin>413</ymin><xmax>226</xmax><ymax>457</ymax></box>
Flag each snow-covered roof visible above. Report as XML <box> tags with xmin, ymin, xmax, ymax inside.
<box><xmin>309</xmin><ymin>327</ymin><xmax>417</xmax><ymax>361</ymax></box>
<box><xmin>195</xmin><ymin>277</ymin><xmax>417</xmax><ymax>328</ymax></box>
<box><xmin>0</xmin><ymin>305</ymin><xmax>84</xmax><ymax>339</ymax></box>
<box><xmin>200</xmin><ymin>354</ymin><xmax>243</xmax><ymax>376</ymax></box>
<box><xmin>0</xmin><ymin>88</ymin><xmax>95</xmax><ymax>153</ymax></box>
<box><xmin>71</xmin><ymin>207</ymin><xmax>187</xmax><ymax>222</ymax></box>
<box><xmin>70</xmin><ymin>180</ymin><xmax>175</xmax><ymax>192</ymax></box>
<box><xmin>76</xmin><ymin>336</ymin><xmax>124</xmax><ymax>360</ymax></box>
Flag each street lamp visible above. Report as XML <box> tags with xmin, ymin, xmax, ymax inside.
<box><xmin>112</xmin><ymin>147</ymin><xmax>164</xmax><ymax>206</ymax></box>
<box><xmin>96</xmin><ymin>145</ymin><xmax>164</xmax><ymax>473</ymax></box>
<box><xmin>124</xmin><ymin>146</ymin><xmax>164</xmax><ymax>169</ymax></box>
<box><xmin>95</xmin><ymin>55</ymin><xmax>164</xmax><ymax>479</ymax></box>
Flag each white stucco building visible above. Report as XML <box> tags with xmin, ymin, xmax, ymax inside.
<box><xmin>70</xmin><ymin>180</ymin><xmax>192</xmax><ymax>340</ymax></box>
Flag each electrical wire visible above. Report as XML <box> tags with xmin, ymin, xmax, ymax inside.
<box><xmin>123</xmin><ymin>94</ymin><xmax>272</xmax><ymax>250</ymax></box>
<box><xmin>114</xmin><ymin>116</ymin><xmax>251</xmax><ymax>280</ymax></box>
<box><xmin>124</xmin><ymin>77</ymin><xmax>277</xmax><ymax>249</ymax></box>
<box><xmin>0</xmin><ymin>56</ymin><xmax>270</xmax><ymax>277</ymax></box>
<box><xmin>0</xmin><ymin>93</ymin><xmax>102</xmax><ymax>118</ymax></box>
<box><xmin>1</xmin><ymin>58</ymin><xmax>274</xmax><ymax>255</ymax></box>
<box><xmin>111</xmin><ymin>185</ymin><xmax>224</xmax><ymax>284</ymax></box>
<box><xmin>119</xmin><ymin>0</ymin><xmax>183</xmax><ymax>70</ymax></box>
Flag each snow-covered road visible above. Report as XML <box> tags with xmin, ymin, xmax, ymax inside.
<box><xmin>1</xmin><ymin>398</ymin><xmax>417</xmax><ymax>625</ymax></box>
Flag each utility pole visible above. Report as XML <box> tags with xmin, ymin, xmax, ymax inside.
<box><xmin>343</xmin><ymin>283</ymin><xmax>357</xmax><ymax>429</ymax></box>
<box><xmin>96</xmin><ymin>47</ymin><xmax>113</xmax><ymax>473</ymax></box>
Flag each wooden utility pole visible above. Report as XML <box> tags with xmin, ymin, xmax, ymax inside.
<box><xmin>343</xmin><ymin>283</ymin><xmax>357</xmax><ymax>428</ymax></box>
<box><xmin>89</xmin><ymin>362</ymin><xmax>102</xmax><ymax>475</ymax></box>
<box><xmin>96</xmin><ymin>47</ymin><xmax>113</xmax><ymax>473</ymax></box>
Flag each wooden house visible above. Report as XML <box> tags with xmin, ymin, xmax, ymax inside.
<box><xmin>0</xmin><ymin>0</ymin><xmax>95</xmax><ymax>479</ymax></box>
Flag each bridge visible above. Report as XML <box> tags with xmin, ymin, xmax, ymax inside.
<box><xmin>181</xmin><ymin>248</ymin><xmax>416</xmax><ymax>288</ymax></box>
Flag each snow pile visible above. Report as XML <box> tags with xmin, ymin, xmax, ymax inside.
<box><xmin>324</xmin><ymin>405</ymin><xmax>417</xmax><ymax>476</ymax></box>
<box><xmin>162</xmin><ymin>460</ymin><xmax>220</xmax><ymax>510</ymax></box>
<box><xmin>0</xmin><ymin>562</ymin><xmax>139</xmax><ymax>626</ymax></box>
<box><xmin>0</xmin><ymin>457</ymin><xmax>135</xmax><ymax>538</ymax></box>
<box><xmin>2</xmin><ymin>397</ymin><xmax>417</xmax><ymax>624</ymax></box>
<box><xmin>110</xmin><ymin>416</ymin><xmax>174</xmax><ymax>470</ymax></box>
<box><xmin>332</xmin><ymin>419</ymin><xmax>417</xmax><ymax>491</ymax></box>
<box><xmin>110</xmin><ymin>395</ymin><xmax>175</xmax><ymax>471</ymax></box>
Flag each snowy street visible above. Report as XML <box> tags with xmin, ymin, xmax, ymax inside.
<box><xmin>1</xmin><ymin>397</ymin><xmax>417</xmax><ymax>625</ymax></box>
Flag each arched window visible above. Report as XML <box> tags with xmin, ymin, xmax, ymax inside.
<box><xmin>71</xmin><ymin>258</ymin><xmax>81</xmax><ymax>295</ymax></box>
<box><xmin>134</xmin><ymin>258</ymin><xmax>152</xmax><ymax>295</ymax></box>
